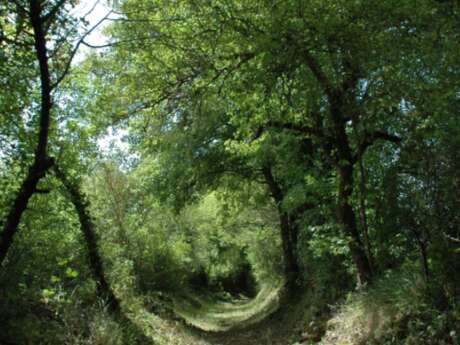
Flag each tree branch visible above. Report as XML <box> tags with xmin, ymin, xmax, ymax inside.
<box><xmin>265</xmin><ymin>120</ymin><xmax>324</xmax><ymax>138</ymax></box>
<box><xmin>290</xmin><ymin>201</ymin><xmax>315</xmax><ymax>220</ymax></box>
<box><xmin>35</xmin><ymin>188</ymin><xmax>51</xmax><ymax>194</ymax></box>
<box><xmin>0</xmin><ymin>0</ymin><xmax>54</xmax><ymax>267</ymax></box>
<box><xmin>304</xmin><ymin>49</ymin><xmax>337</xmax><ymax>100</ymax></box>
<box><xmin>355</xmin><ymin>130</ymin><xmax>402</xmax><ymax>161</ymax></box>
<box><xmin>53</xmin><ymin>163</ymin><xmax>120</xmax><ymax>312</ymax></box>
<box><xmin>443</xmin><ymin>232</ymin><xmax>460</xmax><ymax>244</ymax></box>
<box><xmin>42</xmin><ymin>0</ymin><xmax>67</xmax><ymax>24</ymax></box>
<box><xmin>51</xmin><ymin>9</ymin><xmax>113</xmax><ymax>89</ymax></box>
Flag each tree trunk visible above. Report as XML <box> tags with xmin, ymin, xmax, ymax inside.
<box><xmin>329</xmin><ymin>100</ymin><xmax>373</xmax><ymax>285</ymax></box>
<box><xmin>54</xmin><ymin>166</ymin><xmax>120</xmax><ymax>312</ymax></box>
<box><xmin>419</xmin><ymin>237</ymin><xmax>429</xmax><ymax>282</ymax></box>
<box><xmin>279</xmin><ymin>212</ymin><xmax>300</xmax><ymax>289</ymax></box>
<box><xmin>262</xmin><ymin>166</ymin><xmax>300</xmax><ymax>291</ymax></box>
<box><xmin>358</xmin><ymin>158</ymin><xmax>374</xmax><ymax>274</ymax></box>
<box><xmin>0</xmin><ymin>0</ymin><xmax>53</xmax><ymax>267</ymax></box>
<box><xmin>409</xmin><ymin>225</ymin><xmax>430</xmax><ymax>282</ymax></box>
<box><xmin>338</xmin><ymin>163</ymin><xmax>373</xmax><ymax>285</ymax></box>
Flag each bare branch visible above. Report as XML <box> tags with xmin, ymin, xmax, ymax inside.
<box><xmin>82</xmin><ymin>40</ymin><xmax>116</xmax><ymax>49</ymax></box>
<box><xmin>51</xmin><ymin>10</ymin><xmax>113</xmax><ymax>89</ymax></box>
<box><xmin>81</xmin><ymin>34</ymin><xmax>162</xmax><ymax>49</ymax></box>
<box><xmin>81</xmin><ymin>0</ymin><xmax>102</xmax><ymax>19</ymax></box>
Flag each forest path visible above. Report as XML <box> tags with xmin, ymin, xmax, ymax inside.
<box><xmin>167</xmin><ymin>283</ymin><xmax>306</xmax><ymax>345</ymax></box>
<box><xmin>126</xmin><ymin>282</ymin><xmax>306</xmax><ymax>345</ymax></box>
<box><xmin>172</xmin><ymin>283</ymin><xmax>282</xmax><ymax>332</ymax></box>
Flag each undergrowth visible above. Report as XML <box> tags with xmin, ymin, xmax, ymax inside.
<box><xmin>319</xmin><ymin>264</ymin><xmax>460</xmax><ymax>345</ymax></box>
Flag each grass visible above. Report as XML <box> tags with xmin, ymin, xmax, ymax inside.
<box><xmin>0</xmin><ymin>280</ymin><xmax>292</xmax><ymax>345</ymax></box>
<box><xmin>4</xmin><ymin>264</ymin><xmax>458</xmax><ymax>345</ymax></box>
<box><xmin>319</xmin><ymin>271</ymin><xmax>418</xmax><ymax>345</ymax></box>
<box><xmin>172</xmin><ymin>282</ymin><xmax>283</xmax><ymax>332</ymax></box>
<box><xmin>318</xmin><ymin>265</ymin><xmax>460</xmax><ymax>345</ymax></box>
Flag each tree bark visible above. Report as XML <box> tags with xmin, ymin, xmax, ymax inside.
<box><xmin>55</xmin><ymin>169</ymin><xmax>155</xmax><ymax>344</ymax></box>
<box><xmin>0</xmin><ymin>0</ymin><xmax>53</xmax><ymax>267</ymax></box>
<box><xmin>358</xmin><ymin>158</ymin><xmax>374</xmax><ymax>274</ymax></box>
<box><xmin>329</xmin><ymin>99</ymin><xmax>373</xmax><ymax>285</ymax></box>
<box><xmin>262</xmin><ymin>165</ymin><xmax>300</xmax><ymax>291</ymax></box>
<box><xmin>301</xmin><ymin>38</ymin><xmax>378</xmax><ymax>286</ymax></box>
<box><xmin>337</xmin><ymin>163</ymin><xmax>373</xmax><ymax>285</ymax></box>
<box><xmin>280</xmin><ymin>212</ymin><xmax>300</xmax><ymax>289</ymax></box>
<box><xmin>54</xmin><ymin>166</ymin><xmax>120</xmax><ymax>312</ymax></box>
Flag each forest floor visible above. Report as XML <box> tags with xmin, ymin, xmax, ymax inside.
<box><xmin>172</xmin><ymin>283</ymin><xmax>282</xmax><ymax>332</ymax></box>
<box><xmin>126</xmin><ymin>282</ymin><xmax>313</xmax><ymax>345</ymax></box>
<box><xmin>2</xmin><ymin>268</ymin><xmax>453</xmax><ymax>345</ymax></box>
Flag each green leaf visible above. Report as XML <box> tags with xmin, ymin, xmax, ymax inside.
<box><xmin>65</xmin><ymin>267</ymin><xmax>79</xmax><ymax>278</ymax></box>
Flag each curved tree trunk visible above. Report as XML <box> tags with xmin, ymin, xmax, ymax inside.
<box><xmin>54</xmin><ymin>166</ymin><xmax>120</xmax><ymax>312</ymax></box>
<box><xmin>54</xmin><ymin>166</ymin><xmax>158</xmax><ymax>344</ymax></box>
<box><xmin>0</xmin><ymin>0</ymin><xmax>53</xmax><ymax>267</ymax></box>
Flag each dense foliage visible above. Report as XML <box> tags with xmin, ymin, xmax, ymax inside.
<box><xmin>1</xmin><ymin>0</ymin><xmax>460</xmax><ymax>344</ymax></box>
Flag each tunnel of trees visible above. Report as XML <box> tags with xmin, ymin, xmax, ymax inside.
<box><xmin>1</xmin><ymin>1</ymin><xmax>460</xmax><ymax>344</ymax></box>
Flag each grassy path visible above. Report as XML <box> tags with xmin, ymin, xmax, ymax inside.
<box><xmin>122</xmin><ymin>282</ymin><xmax>309</xmax><ymax>345</ymax></box>
<box><xmin>172</xmin><ymin>283</ymin><xmax>282</xmax><ymax>332</ymax></box>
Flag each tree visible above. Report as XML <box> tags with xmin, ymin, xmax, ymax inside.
<box><xmin>65</xmin><ymin>0</ymin><xmax>460</xmax><ymax>290</ymax></box>
<box><xmin>53</xmin><ymin>164</ymin><xmax>120</xmax><ymax>311</ymax></box>
<box><xmin>0</xmin><ymin>0</ymin><xmax>122</xmax><ymax>311</ymax></box>
<box><xmin>0</xmin><ymin>0</ymin><xmax>57</xmax><ymax>266</ymax></box>
<box><xmin>93</xmin><ymin>0</ymin><xmax>414</xmax><ymax>284</ymax></box>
